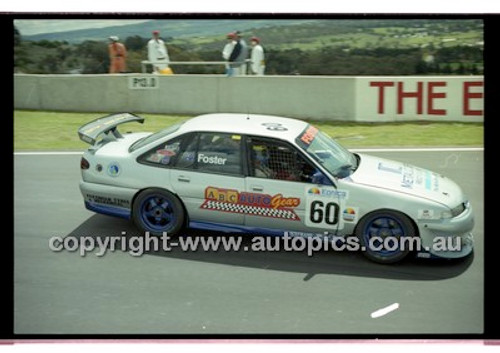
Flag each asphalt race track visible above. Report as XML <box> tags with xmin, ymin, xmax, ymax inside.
<box><xmin>14</xmin><ymin>150</ymin><xmax>483</xmax><ymax>334</ymax></box>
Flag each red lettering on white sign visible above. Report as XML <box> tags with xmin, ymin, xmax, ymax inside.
<box><xmin>427</xmin><ymin>82</ymin><xmax>447</xmax><ymax>115</ymax></box>
<box><xmin>463</xmin><ymin>81</ymin><xmax>483</xmax><ymax>116</ymax></box>
<box><xmin>369</xmin><ymin>81</ymin><xmax>395</xmax><ymax>114</ymax></box>
<box><xmin>397</xmin><ymin>82</ymin><xmax>423</xmax><ymax>115</ymax></box>
<box><xmin>369</xmin><ymin>79</ymin><xmax>483</xmax><ymax>118</ymax></box>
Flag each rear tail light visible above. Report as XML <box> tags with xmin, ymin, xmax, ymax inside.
<box><xmin>80</xmin><ymin>157</ymin><xmax>90</xmax><ymax>170</ymax></box>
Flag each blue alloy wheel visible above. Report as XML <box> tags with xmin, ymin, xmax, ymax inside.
<box><xmin>133</xmin><ymin>188</ymin><xmax>185</xmax><ymax>236</ymax></box>
<box><xmin>355</xmin><ymin>210</ymin><xmax>417</xmax><ymax>264</ymax></box>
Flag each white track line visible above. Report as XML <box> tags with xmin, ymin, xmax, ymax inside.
<box><xmin>14</xmin><ymin>147</ymin><xmax>483</xmax><ymax>156</ymax></box>
<box><xmin>371</xmin><ymin>303</ymin><xmax>400</xmax><ymax>318</ymax></box>
<box><xmin>351</xmin><ymin>147</ymin><xmax>483</xmax><ymax>152</ymax></box>
<box><xmin>14</xmin><ymin>151</ymin><xmax>83</xmax><ymax>155</ymax></box>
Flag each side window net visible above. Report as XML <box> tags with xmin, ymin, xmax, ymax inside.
<box><xmin>250</xmin><ymin>138</ymin><xmax>329</xmax><ymax>184</ymax></box>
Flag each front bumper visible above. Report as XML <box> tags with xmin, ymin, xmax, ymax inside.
<box><xmin>417</xmin><ymin>203</ymin><xmax>475</xmax><ymax>259</ymax></box>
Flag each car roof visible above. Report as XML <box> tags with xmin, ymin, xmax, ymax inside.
<box><xmin>177</xmin><ymin>113</ymin><xmax>309</xmax><ymax>142</ymax></box>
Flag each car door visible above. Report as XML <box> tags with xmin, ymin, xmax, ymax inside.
<box><xmin>169</xmin><ymin>131</ymin><xmax>246</xmax><ymax>225</ymax></box>
<box><xmin>244</xmin><ymin>136</ymin><xmax>341</xmax><ymax>235</ymax></box>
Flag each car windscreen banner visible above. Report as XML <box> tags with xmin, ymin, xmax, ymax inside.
<box><xmin>296</xmin><ymin>124</ymin><xmax>319</xmax><ymax>150</ymax></box>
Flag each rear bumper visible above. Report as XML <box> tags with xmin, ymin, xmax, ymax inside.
<box><xmin>84</xmin><ymin>201</ymin><xmax>131</xmax><ymax>219</ymax></box>
<box><xmin>80</xmin><ymin>180</ymin><xmax>136</xmax><ymax>220</ymax></box>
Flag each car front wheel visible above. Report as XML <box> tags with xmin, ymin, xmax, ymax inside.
<box><xmin>355</xmin><ymin>210</ymin><xmax>417</xmax><ymax>264</ymax></box>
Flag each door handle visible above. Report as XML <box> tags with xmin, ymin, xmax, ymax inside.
<box><xmin>251</xmin><ymin>185</ymin><xmax>264</xmax><ymax>192</ymax></box>
<box><xmin>177</xmin><ymin>175</ymin><xmax>191</xmax><ymax>183</ymax></box>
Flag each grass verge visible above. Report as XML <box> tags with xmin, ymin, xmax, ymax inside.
<box><xmin>14</xmin><ymin>110</ymin><xmax>483</xmax><ymax>150</ymax></box>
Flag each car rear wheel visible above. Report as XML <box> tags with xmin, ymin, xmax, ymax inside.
<box><xmin>132</xmin><ymin>188</ymin><xmax>185</xmax><ymax>236</ymax></box>
<box><xmin>355</xmin><ymin>210</ymin><xmax>417</xmax><ymax>264</ymax></box>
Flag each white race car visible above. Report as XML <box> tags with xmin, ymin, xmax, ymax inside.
<box><xmin>78</xmin><ymin>113</ymin><xmax>474</xmax><ymax>263</ymax></box>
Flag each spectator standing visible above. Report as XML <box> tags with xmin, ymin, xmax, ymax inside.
<box><xmin>227</xmin><ymin>31</ymin><xmax>249</xmax><ymax>76</ymax></box>
<box><xmin>235</xmin><ymin>31</ymin><xmax>249</xmax><ymax>75</ymax></box>
<box><xmin>147</xmin><ymin>30</ymin><xmax>170</xmax><ymax>74</ymax></box>
<box><xmin>250</xmin><ymin>36</ymin><xmax>265</xmax><ymax>75</ymax></box>
<box><xmin>222</xmin><ymin>32</ymin><xmax>237</xmax><ymax>76</ymax></box>
<box><xmin>108</xmin><ymin>36</ymin><xmax>127</xmax><ymax>73</ymax></box>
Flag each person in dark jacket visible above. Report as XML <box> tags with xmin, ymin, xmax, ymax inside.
<box><xmin>227</xmin><ymin>31</ymin><xmax>249</xmax><ymax>76</ymax></box>
<box><xmin>222</xmin><ymin>32</ymin><xmax>237</xmax><ymax>76</ymax></box>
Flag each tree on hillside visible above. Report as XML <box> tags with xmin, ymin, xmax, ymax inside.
<box><xmin>37</xmin><ymin>55</ymin><xmax>61</xmax><ymax>73</ymax></box>
<box><xmin>125</xmin><ymin>35</ymin><xmax>148</xmax><ymax>52</ymax></box>
<box><xmin>125</xmin><ymin>51</ymin><xmax>144</xmax><ymax>73</ymax></box>
<box><xmin>455</xmin><ymin>63</ymin><xmax>466</xmax><ymax>74</ymax></box>
<box><xmin>35</xmin><ymin>40</ymin><xmax>63</xmax><ymax>49</ymax></box>
<box><xmin>441</xmin><ymin>63</ymin><xmax>452</xmax><ymax>74</ymax></box>
<box><xmin>14</xmin><ymin>26</ymin><xmax>21</xmax><ymax>46</ymax></box>
<box><xmin>264</xmin><ymin>48</ymin><xmax>306</xmax><ymax>75</ymax></box>
<box><xmin>14</xmin><ymin>25</ymin><xmax>31</xmax><ymax>72</ymax></box>
<box><xmin>78</xmin><ymin>40</ymin><xmax>109</xmax><ymax>74</ymax></box>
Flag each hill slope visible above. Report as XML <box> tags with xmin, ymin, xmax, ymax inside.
<box><xmin>23</xmin><ymin>19</ymin><xmax>317</xmax><ymax>43</ymax></box>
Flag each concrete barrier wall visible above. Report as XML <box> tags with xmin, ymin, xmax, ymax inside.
<box><xmin>14</xmin><ymin>74</ymin><xmax>483</xmax><ymax>122</ymax></box>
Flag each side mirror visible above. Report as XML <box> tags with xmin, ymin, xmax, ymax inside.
<box><xmin>311</xmin><ymin>171</ymin><xmax>333</xmax><ymax>186</ymax></box>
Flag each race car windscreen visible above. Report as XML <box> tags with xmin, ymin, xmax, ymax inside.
<box><xmin>296</xmin><ymin>125</ymin><xmax>358</xmax><ymax>179</ymax></box>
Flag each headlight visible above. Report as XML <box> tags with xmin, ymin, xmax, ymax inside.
<box><xmin>451</xmin><ymin>202</ymin><xmax>467</xmax><ymax>217</ymax></box>
<box><xmin>441</xmin><ymin>210</ymin><xmax>453</xmax><ymax>219</ymax></box>
<box><xmin>441</xmin><ymin>202</ymin><xmax>468</xmax><ymax>219</ymax></box>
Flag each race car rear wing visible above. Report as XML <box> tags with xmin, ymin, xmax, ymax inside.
<box><xmin>78</xmin><ymin>113</ymin><xmax>145</xmax><ymax>145</ymax></box>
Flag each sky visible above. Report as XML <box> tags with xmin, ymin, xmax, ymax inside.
<box><xmin>11</xmin><ymin>0</ymin><xmax>500</xmax><ymax>36</ymax></box>
<box><xmin>14</xmin><ymin>20</ymin><xmax>151</xmax><ymax>36</ymax></box>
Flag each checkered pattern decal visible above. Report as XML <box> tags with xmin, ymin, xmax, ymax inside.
<box><xmin>201</xmin><ymin>200</ymin><xmax>300</xmax><ymax>221</ymax></box>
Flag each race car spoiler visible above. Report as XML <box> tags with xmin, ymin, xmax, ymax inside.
<box><xmin>78</xmin><ymin>113</ymin><xmax>144</xmax><ymax>145</ymax></box>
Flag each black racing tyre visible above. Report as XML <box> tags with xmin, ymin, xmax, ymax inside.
<box><xmin>132</xmin><ymin>188</ymin><xmax>185</xmax><ymax>236</ymax></box>
<box><xmin>355</xmin><ymin>210</ymin><xmax>417</xmax><ymax>264</ymax></box>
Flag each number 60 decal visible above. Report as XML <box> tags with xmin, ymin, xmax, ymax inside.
<box><xmin>308</xmin><ymin>200</ymin><xmax>339</xmax><ymax>226</ymax></box>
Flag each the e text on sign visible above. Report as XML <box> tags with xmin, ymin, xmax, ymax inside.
<box><xmin>368</xmin><ymin>79</ymin><xmax>483</xmax><ymax>117</ymax></box>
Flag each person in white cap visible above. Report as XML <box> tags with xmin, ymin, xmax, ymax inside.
<box><xmin>108</xmin><ymin>36</ymin><xmax>127</xmax><ymax>73</ymax></box>
<box><xmin>147</xmin><ymin>30</ymin><xmax>170</xmax><ymax>74</ymax></box>
<box><xmin>250</xmin><ymin>36</ymin><xmax>265</xmax><ymax>75</ymax></box>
